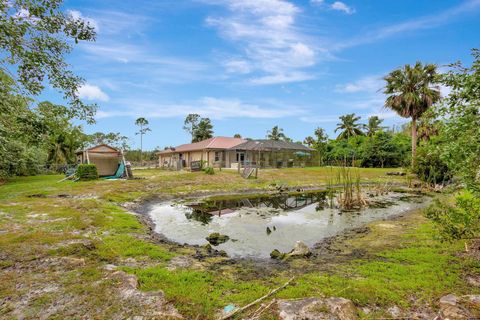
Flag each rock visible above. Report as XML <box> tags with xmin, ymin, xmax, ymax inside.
<box><xmin>103</xmin><ymin>264</ymin><xmax>117</xmax><ymax>271</ymax></box>
<box><xmin>288</xmin><ymin>241</ymin><xmax>312</xmax><ymax>258</ymax></box>
<box><xmin>325</xmin><ymin>297</ymin><xmax>358</xmax><ymax>320</ymax></box>
<box><xmin>218</xmin><ymin>250</ymin><xmax>228</xmax><ymax>257</ymax></box>
<box><xmin>270</xmin><ymin>249</ymin><xmax>286</xmax><ymax>260</ymax></box>
<box><xmin>108</xmin><ymin>271</ymin><xmax>183</xmax><ymax>319</ymax></box>
<box><xmin>439</xmin><ymin>294</ymin><xmax>472</xmax><ymax>320</ymax></box>
<box><xmin>205</xmin><ymin>232</ymin><xmax>229</xmax><ymax>246</ymax></box>
<box><xmin>203</xmin><ymin>243</ymin><xmax>213</xmax><ymax>253</ymax></box>
<box><xmin>266</xmin><ymin>226</ymin><xmax>272</xmax><ymax>235</ymax></box>
<box><xmin>387</xmin><ymin>305</ymin><xmax>401</xmax><ymax>318</ymax></box>
<box><xmin>440</xmin><ymin>294</ymin><xmax>459</xmax><ymax>306</ymax></box>
<box><xmin>277</xmin><ymin>297</ymin><xmax>358</xmax><ymax>320</ymax></box>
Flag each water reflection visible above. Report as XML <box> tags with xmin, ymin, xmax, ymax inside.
<box><xmin>184</xmin><ymin>192</ymin><xmax>328</xmax><ymax>223</ymax></box>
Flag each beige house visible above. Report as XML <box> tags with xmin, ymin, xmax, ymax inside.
<box><xmin>157</xmin><ymin>137</ymin><xmax>246</xmax><ymax>170</ymax></box>
<box><xmin>157</xmin><ymin>137</ymin><xmax>313</xmax><ymax>170</ymax></box>
<box><xmin>76</xmin><ymin>144</ymin><xmax>124</xmax><ymax>176</ymax></box>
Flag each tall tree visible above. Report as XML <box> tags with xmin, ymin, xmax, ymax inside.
<box><xmin>335</xmin><ymin>114</ymin><xmax>364</xmax><ymax>140</ymax></box>
<box><xmin>305</xmin><ymin>127</ymin><xmax>329</xmax><ymax>165</ymax></box>
<box><xmin>364</xmin><ymin>116</ymin><xmax>385</xmax><ymax>137</ymax></box>
<box><xmin>37</xmin><ymin>101</ymin><xmax>88</xmax><ymax>166</ymax></box>
<box><xmin>135</xmin><ymin>117</ymin><xmax>151</xmax><ymax>164</ymax></box>
<box><xmin>303</xmin><ymin>136</ymin><xmax>315</xmax><ymax>147</ymax></box>
<box><xmin>233</xmin><ymin>133</ymin><xmax>242</xmax><ymax>138</ymax></box>
<box><xmin>192</xmin><ymin>118</ymin><xmax>213</xmax><ymax>142</ymax></box>
<box><xmin>1</xmin><ymin>0</ymin><xmax>97</xmax><ymax>121</ymax></box>
<box><xmin>88</xmin><ymin>132</ymin><xmax>129</xmax><ymax>150</ymax></box>
<box><xmin>384</xmin><ymin>62</ymin><xmax>441</xmax><ymax>165</ymax></box>
<box><xmin>267</xmin><ymin>126</ymin><xmax>287</xmax><ymax>141</ymax></box>
<box><xmin>183</xmin><ymin>114</ymin><xmax>201</xmax><ymax>142</ymax></box>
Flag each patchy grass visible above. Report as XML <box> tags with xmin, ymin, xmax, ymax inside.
<box><xmin>0</xmin><ymin>168</ymin><xmax>477</xmax><ymax>319</ymax></box>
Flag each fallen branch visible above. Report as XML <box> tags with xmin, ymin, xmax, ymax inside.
<box><xmin>249</xmin><ymin>298</ymin><xmax>277</xmax><ymax>320</ymax></box>
<box><xmin>219</xmin><ymin>277</ymin><xmax>295</xmax><ymax>320</ymax></box>
<box><xmin>58</xmin><ymin>173</ymin><xmax>76</xmax><ymax>183</ymax></box>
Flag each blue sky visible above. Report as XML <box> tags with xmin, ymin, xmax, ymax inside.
<box><xmin>44</xmin><ymin>0</ymin><xmax>480</xmax><ymax>149</ymax></box>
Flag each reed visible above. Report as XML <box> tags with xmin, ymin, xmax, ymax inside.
<box><xmin>335</xmin><ymin>165</ymin><xmax>368</xmax><ymax>210</ymax></box>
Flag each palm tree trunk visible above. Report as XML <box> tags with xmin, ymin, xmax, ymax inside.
<box><xmin>411</xmin><ymin>118</ymin><xmax>417</xmax><ymax>167</ymax></box>
<box><xmin>140</xmin><ymin>130</ymin><xmax>143</xmax><ymax>166</ymax></box>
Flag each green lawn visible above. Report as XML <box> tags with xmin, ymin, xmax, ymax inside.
<box><xmin>0</xmin><ymin>168</ymin><xmax>477</xmax><ymax>319</ymax></box>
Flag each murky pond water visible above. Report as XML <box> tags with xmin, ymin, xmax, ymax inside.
<box><xmin>147</xmin><ymin>191</ymin><xmax>430</xmax><ymax>258</ymax></box>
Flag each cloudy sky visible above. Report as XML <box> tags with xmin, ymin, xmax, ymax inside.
<box><xmin>43</xmin><ymin>0</ymin><xmax>480</xmax><ymax>149</ymax></box>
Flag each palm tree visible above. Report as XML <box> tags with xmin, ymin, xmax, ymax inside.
<box><xmin>384</xmin><ymin>62</ymin><xmax>440</xmax><ymax>165</ymax></box>
<box><xmin>135</xmin><ymin>117</ymin><xmax>151</xmax><ymax>164</ymax></box>
<box><xmin>335</xmin><ymin>114</ymin><xmax>364</xmax><ymax>140</ymax></box>
<box><xmin>303</xmin><ymin>136</ymin><xmax>315</xmax><ymax>147</ymax></box>
<box><xmin>364</xmin><ymin>116</ymin><xmax>385</xmax><ymax>137</ymax></box>
<box><xmin>267</xmin><ymin>126</ymin><xmax>286</xmax><ymax>141</ymax></box>
<box><xmin>192</xmin><ymin>118</ymin><xmax>213</xmax><ymax>142</ymax></box>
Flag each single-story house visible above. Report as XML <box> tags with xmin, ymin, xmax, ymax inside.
<box><xmin>157</xmin><ymin>137</ymin><xmax>246</xmax><ymax>170</ymax></box>
<box><xmin>76</xmin><ymin>144</ymin><xmax>125</xmax><ymax>176</ymax></box>
<box><xmin>157</xmin><ymin>137</ymin><xmax>313</xmax><ymax>170</ymax></box>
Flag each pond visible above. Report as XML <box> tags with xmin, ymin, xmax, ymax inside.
<box><xmin>146</xmin><ymin>190</ymin><xmax>430</xmax><ymax>258</ymax></box>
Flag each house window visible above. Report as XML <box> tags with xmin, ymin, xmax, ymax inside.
<box><xmin>236</xmin><ymin>152</ymin><xmax>245</xmax><ymax>163</ymax></box>
<box><xmin>214</xmin><ymin>151</ymin><xmax>222</xmax><ymax>162</ymax></box>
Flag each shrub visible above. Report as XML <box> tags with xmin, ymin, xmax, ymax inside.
<box><xmin>76</xmin><ymin>164</ymin><xmax>98</xmax><ymax>181</ymax></box>
<box><xmin>425</xmin><ymin>191</ymin><xmax>480</xmax><ymax>244</ymax></box>
<box><xmin>203</xmin><ymin>166</ymin><xmax>214</xmax><ymax>175</ymax></box>
<box><xmin>413</xmin><ymin>146</ymin><xmax>452</xmax><ymax>185</ymax></box>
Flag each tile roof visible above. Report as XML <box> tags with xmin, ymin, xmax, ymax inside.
<box><xmin>157</xmin><ymin>137</ymin><xmax>246</xmax><ymax>154</ymax></box>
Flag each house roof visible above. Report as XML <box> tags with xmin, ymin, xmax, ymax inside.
<box><xmin>75</xmin><ymin>144</ymin><xmax>121</xmax><ymax>155</ymax></box>
<box><xmin>157</xmin><ymin>137</ymin><xmax>246</xmax><ymax>154</ymax></box>
<box><xmin>228</xmin><ymin>139</ymin><xmax>313</xmax><ymax>152</ymax></box>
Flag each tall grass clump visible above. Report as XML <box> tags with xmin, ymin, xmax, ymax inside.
<box><xmin>336</xmin><ymin>165</ymin><xmax>368</xmax><ymax>210</ymax></box>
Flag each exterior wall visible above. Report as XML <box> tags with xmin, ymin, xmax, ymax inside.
<box><xmin>187</xmin><ymin>151</ymin><xmax>204</xmax><ymax>165</ymax></box>
<box><xmin>159</xmin><ymin>154</ymin><xmax>177</xmax><ymax>168</ymax></box>
<box><xmin>89</xmin><ymin>154</ymin><xmax>119</xmax><ymax>176</ymax></box>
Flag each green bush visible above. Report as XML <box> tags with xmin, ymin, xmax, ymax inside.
<box><xmin>425</xmin><ymin>191</ymin><xmax>480</xmax><ymax>242</ymax></box>
<box><xmin>413</xmin><ymin>146</ymin><xmax>452</xmax><ymax>185</ymax></box>
<box><xmin>76</xmin><ymin>164</ymin><xmax>98</xmax><ymax>181</ymax></box>
<box><xmin>203</xmin><ymin>166</ymin><xmax>214</xmax><ymax>175</ymax></box>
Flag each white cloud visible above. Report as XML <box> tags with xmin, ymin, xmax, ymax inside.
<box><xmin>310</xmin><ymin>0</ymin><xmax>325</xmax><ymax>5</ymax></box>
<box><xmin>95</xmin><ymin>97</ymin><xmax>305</xmax><ymax>120</ymax></box>
<box><xmin>224</xmin><ymin>59</ymin><xmax>253</xmax><ymax>74</ymax></box>
<box><xmin>67</xmin><ymin>10</ymin><xmax>99</xmax><ymax>31</ymax></box>
<box><xmin>79</xmin><ymin>42</ymin><xmax>210</xmax><ymax>84</ymax></box>
<box><xmin>204</xmin><ymin>0</ymin><xmax>319</xmax><ymax>85</ymax></box>
<box><xmin>250</xmin><ymin>72</ymin><xmax>315</xmax><ymax>85</ymax></box>
<box><xmin>330</xmin><ymin>1</ymin><xmax>355</xmax><ymax>14</ymax></box>
<box><xmin>336</xmin><ymin>75</ymin><xmax>383</xmax><ymax>93</ymax></box>
<box><xmin>87</xmin><ymin>10</ymin><xmax>150</xmax><ymax>35</ymax></box>
<box><xmin>77</xmin><ymin>84</ymin><xmax>109</xmax><ymax>102</ymax></box>
<box><xmin>336</xmin><ymin>0</ymin><xmax>480</xmax><ymax>49</ymax></box>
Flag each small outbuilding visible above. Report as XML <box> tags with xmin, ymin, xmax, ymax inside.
<box><xmin>76</xmin><ymin>144</ymin><xmax>126</xmax><ymax>177</ymax></box>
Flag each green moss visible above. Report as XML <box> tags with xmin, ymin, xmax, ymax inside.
<box><xmin>124</xmin><ymin>266</ymin><xmax>270</xmax><ymax>318</ymax></box>
<box><xmin>97</xmin><ymin>234</ymin><xmax>175</xmax><ymax>262</ymax></box>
